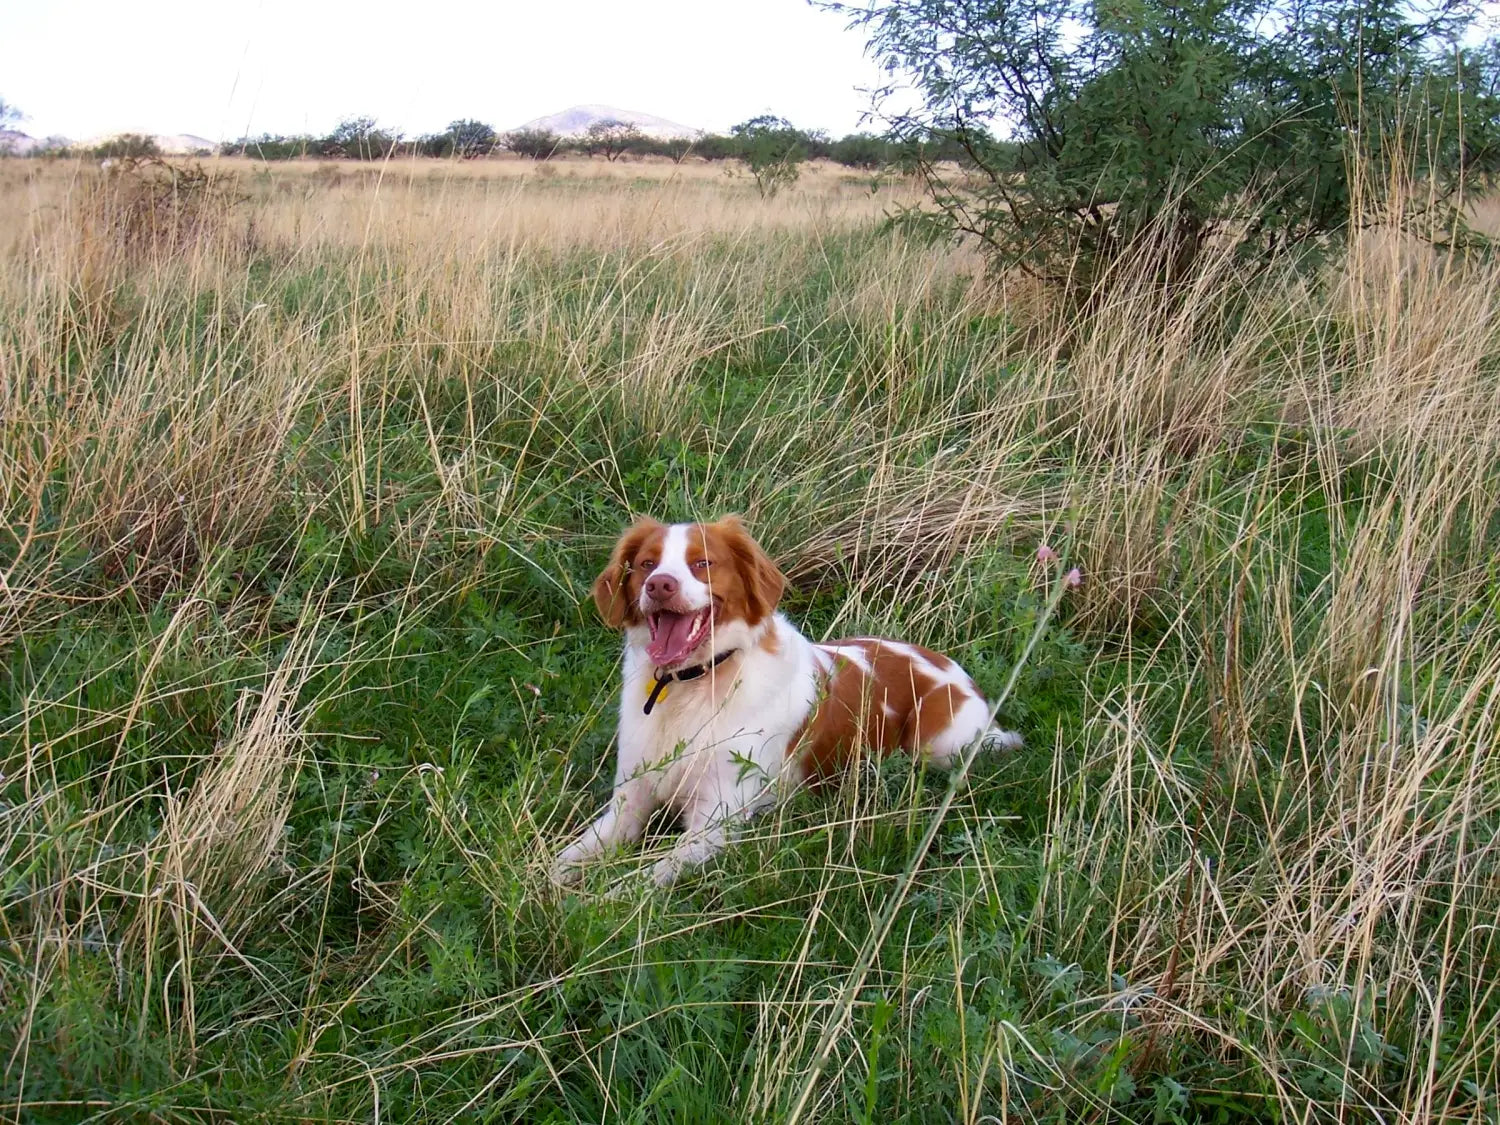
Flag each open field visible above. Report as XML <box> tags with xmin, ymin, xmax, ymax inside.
<box><xmin>2</xmin><ymin>155</ymin><xmax>1499</xmax><ymax>1122</ymax></box>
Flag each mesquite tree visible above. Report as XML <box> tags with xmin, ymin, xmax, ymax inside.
<box><xmin>820</xmin><ymin>0</ymin><xmax>1500</xmax><ymax>290</ymax></box>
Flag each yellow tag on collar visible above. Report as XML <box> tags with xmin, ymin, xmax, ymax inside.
<box><xmin>645</xmin><ymin>679</ymin><xmax>668</xmax><ymax>704</ymax></box>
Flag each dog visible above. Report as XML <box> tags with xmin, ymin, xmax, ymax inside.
<box><xmin>552</xmin><ymin>515</ymin><xmax>1021</xmax><ymax>887</ymax></box>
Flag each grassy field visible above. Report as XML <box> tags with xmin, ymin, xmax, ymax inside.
<box><xmin>2</xmin><ymin>153</ymin><xmax>1498</xmax><ymax>1123</ymax></box>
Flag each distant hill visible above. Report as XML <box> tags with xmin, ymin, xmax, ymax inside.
<box><xmin>510</xmin><ymin>105</ymin><xmax>701</xmax><ymax>140</ymax></box>
<box><xmin>0</xmin><ymin>130</ymin><xmax>217</xmax><ymax>156</ymax></box>
<box><xmin>0</xmin><ymin>130</ymin><xmax>60</xmax><ymax>155</ymax></box>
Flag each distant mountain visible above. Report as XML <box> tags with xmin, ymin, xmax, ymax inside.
<box><xmin>0</xmin><ymin>130</ymin><xmax>217</xmax><ymax>156</ymax></box>
<box><xmin>0</xmin><ymin>130</ymin><xmax>62</xmax><ymax>155</ymax></box>
<box><xmin>510</xmin><ymin>105</ymin><xmax>701</xmax><ymax>140</ymax></box>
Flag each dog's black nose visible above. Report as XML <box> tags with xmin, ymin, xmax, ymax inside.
<box><xmin>645</xmin><ymin>573</ymin><xmax>678</xmax><ymax>602</ymax></box>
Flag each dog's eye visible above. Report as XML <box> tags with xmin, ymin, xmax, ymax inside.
<box><xmin>692</xmin><ymin>559</ymin><xmax>711</xmax><ymax>571</ymax></box>
<box><xmin>636</xmin><ymin>559</ymin><xmax>656</xmax><ymax>572</ymax></box>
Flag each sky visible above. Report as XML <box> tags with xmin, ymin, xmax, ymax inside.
<box><xmin>1</xmin><ymin>0</ymin><xmax>895</xmax><ymax>142</ymax></box>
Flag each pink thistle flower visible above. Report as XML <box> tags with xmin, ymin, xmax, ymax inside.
<box><xmin>1065</xmin><ymin>567</ymin><xmax>1083</xmax><ymax>588</ymax></box>
<box><xmin>1036</xmin><ymin>543</ymin><xmax>1059</xmax><ymax>564</ymax></box>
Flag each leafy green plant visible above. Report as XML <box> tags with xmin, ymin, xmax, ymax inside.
<box><xmin>582</xmin><ymin>118</ymin><xmax>643</xmax><ymax>162</ymax></box>
<box><xmin>320</xmin><ymin>115</ymin><xmax>402</xmax><ymax>159</ymax></box>
<box><xmin>733</xmin><ymin>114</ymin><xmax>807</xmax><ymax>197</ymax></box>
<box><xmin>426</xmin><ymin>118</ymin><xmax>498</xmax><ymax>159</ymax></box>
<box><xmin>504</xmin><ymin>127</ymin><xmax>563</xmax><ymax>160</ymax></box>
<box><xmin>92</xmin><ymin>132</ymin><xmax>161</xmax><ymax>159</ymax></box>
<box><xmin>823</xmin><ymin>0</ymin><xmax>1500</xmax><ymax>293</ymax></box>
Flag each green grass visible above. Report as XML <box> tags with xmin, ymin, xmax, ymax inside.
<box><xmin>2</xmin><ymin>161</ymin><xmax>1498</xmax><ymax>1122</ymax></box>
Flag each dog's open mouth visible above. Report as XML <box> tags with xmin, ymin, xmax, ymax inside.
<box><xmin>647</xmin><ymin>607</ymin><xmax>713</xmax><ymax>667</ymax></box>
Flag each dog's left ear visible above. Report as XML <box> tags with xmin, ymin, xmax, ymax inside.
<box><xmin>592</xmin><ymin>518</ymin><xmax>663</xmax><ymax>628</ymax></box>
<box><xmin>714</xmin><ymin>515</ymin><xmax>786</xmax><ymax>624</ymax></box>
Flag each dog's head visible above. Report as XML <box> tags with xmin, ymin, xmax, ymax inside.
<box><xmin>592</xmin><ymin>515</ymin><xmax>786</xmax><ymax>668</ymax></box>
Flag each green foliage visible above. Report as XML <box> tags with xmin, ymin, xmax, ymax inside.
<box><xmin>220</xmin><ymin>132</ymin><xmax>312</xmax><ymax>160</ymax></box>
<box><xmin>423</xmin><ymin>117</ymin><xmax>498</xmax><ymax>159</ymax></box>
<box><xmin>582</xmin><ymin>118</ymin><xmax>644</xmax><ymax>161</ymax></box>
<box><xmin>504</xmin><ymin>127</ymin><xmax>563</xmax><ymax>160</ymax></box>
<box><xmin>830</xmin><ymin>131</ymin><xmax>894</xmax><ymax>169</ymax></box>
<box><xmin>825</xmin><ymin>0</ymin><xmax>1500</xmax><ymax>291</ymax></box>
<box><xmin>203</xmin><ymin>121</ymin><xmax>973</xmax><ymax>175</ymax></box>
<box><xmin>618</xmin><ymin>134</ymin><xmax>713</xmax><ymax>163</ymax></box>
<box><xmin>733</xmin><ymin>113</ymin><xmax>808</xmax><ymax>197</ymax></box>
<box><xmin>692</xmin><ymin>132</ymin><xmax>739</xmax><ymax>161</ymax></box>
<box><xmin>322</xmin><ymin>115</ymin><xmax>401</xmax><ymax>159</ymax></box>
<box><xmin>657</xmin><ymin>135</ymin><xmax>697</xmax><ymax>163</ymax></box>
<box><xmin>93</xmin><ymin>132</ymin><xmax>160</xmax><ymax>159</ymax></box>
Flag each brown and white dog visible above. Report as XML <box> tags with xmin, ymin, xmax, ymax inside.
<box><xmin>552</xmin><ymin>516</ymin><xmax>1021</xmax><ymax>887</ymax></box>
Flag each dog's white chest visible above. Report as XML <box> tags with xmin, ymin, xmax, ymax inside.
<box><xmin>618</xmin><ymin>672</ymin><xmax>770</xmax><ymax>810</ymax></box>
<box><xmin>614</xmin><ymin>621</ymin><xmax>819</xmax><ymax>812</ymax></box>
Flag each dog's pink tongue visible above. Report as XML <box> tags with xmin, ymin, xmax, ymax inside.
<box><xmin>648</xmin><ymin>611</ymin><xmax>699</xmax><ymax>666</ymax></box>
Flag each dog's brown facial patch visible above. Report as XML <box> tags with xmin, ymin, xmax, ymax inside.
<box><xmin>592</xmin><ymin>518</ymin><xmax>667</xmax><ymax>628</ymax></box>
<box><xmin>684</xmin><ymin>516</ymin><xmax>785</xmax><ymax>628</ymax></box>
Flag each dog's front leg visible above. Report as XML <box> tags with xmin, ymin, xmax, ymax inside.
<box><xmin>650</xmin><ymin>779</ymin><xmax>774</xmax><ymax>887</ymax></box>
<box><xmin>551</xmin><ymin>777</ymin><xmax>657</xmax><ymax>885</ymax></box>
<box><xmin>650</xmin><ymin>819</ymin><xmax>731</xmax><ymax>887</ymax></box>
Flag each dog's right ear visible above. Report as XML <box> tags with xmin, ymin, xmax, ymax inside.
<box><xmin>592</xmin><ymin>518</ymin><xmax>664</xmax><ymax>629</ymax></box>
<box><xmin>710</xmin><ymin>514</ymin><xmax>785</xmax><ymax>625</ymax></box>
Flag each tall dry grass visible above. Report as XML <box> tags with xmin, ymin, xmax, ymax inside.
<box><xmin>1</xmin><ymin>154</ymin><xmax>1497</xmax><ymax>1121</ymax></box>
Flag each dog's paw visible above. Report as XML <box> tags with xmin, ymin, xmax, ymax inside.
<box><xmin>549</xmin><ymin>857</ymin><xmax>584</xmax><ymax>887</ymax></box>
<box><xmin>982</xmin><ymin>727</ymin><xmax>1023</xmax><ymax>751</ymax></box>
<box><xmin>650</xmin><ymin>855</ymin><xmax>685</xmax><ymax>888</ymax></box>
<box><xmin>603</xmin><ymin>870</ymin><xmax>652</xmax><ymax>901</ymax></box>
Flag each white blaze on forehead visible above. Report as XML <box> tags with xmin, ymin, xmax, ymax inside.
<box><xmin>638</xmin><ymin>523</ymin><xmax>712</xmax><ymax>611</ymax></box>
<box><xmin>659</xmin><ymin>525</ymin><xmax>690</xmax><ymax>573</ymax></box>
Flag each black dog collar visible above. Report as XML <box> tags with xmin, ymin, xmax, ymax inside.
<box><xmin>643</xmin><ymin>649</ymin><xmax>738</xmax><ymax>715</ymax></box>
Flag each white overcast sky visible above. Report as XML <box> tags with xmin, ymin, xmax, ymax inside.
<box><xmin>2</xmin><ymin>0</ymin><xmax>893</xmax><ymax>142</ymax></box>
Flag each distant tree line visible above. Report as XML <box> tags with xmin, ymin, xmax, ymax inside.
<box><xmin>0</xmin><ymin>99</ymin><xmax>1014</xmax><ymax>176</ymax></box>
<box><xmin>215</xmin><ymin>114</ymin><xmax>1011</xmax><ymax>173</ymax></box>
